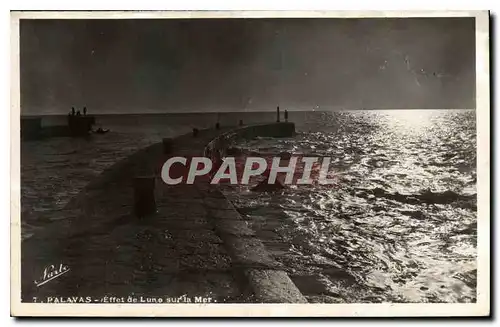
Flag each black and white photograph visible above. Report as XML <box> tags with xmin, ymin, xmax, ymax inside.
<box><xmin>10</xmin><ymin>10</ymin><xmax>490</xmax><ymax>317</ymax></box>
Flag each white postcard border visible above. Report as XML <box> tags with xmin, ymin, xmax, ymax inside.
<box><xmin>10</xmin><ymin>10</ymin><xmax>490</xmax><ymax>317</ymax></box>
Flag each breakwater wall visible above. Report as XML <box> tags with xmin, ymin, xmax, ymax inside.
<box><xmin>200</xmin><ymin>122</ymin><xmax>306</xmax><ymax>303</ymax></box>
<box><xmin>21</xmin><ymin>122</ymin><xmax>305</xmax><ymax>303</ymax></box>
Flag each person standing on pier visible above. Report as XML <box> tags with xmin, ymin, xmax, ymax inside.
<box><xmin>83</xmin><ymin>107</ymin><xmax>87</xmax><ymax>116</ymax></box>
<box><xmin>276</xmin><ymin>106</ymin><xmax>280</xmax><ymax>122</ymax></box>
<box><xmin>285</xmin><ymin>110</ymin><xmax>288</xmax><ymax>122</ymax></box>
<box><xmin>71</xmin><ymin>107</ymin><xmax>75</xmax><ymax>116</ymax></box>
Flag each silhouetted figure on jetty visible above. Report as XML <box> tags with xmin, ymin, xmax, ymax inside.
<box><xmin>71</xmin><ymin>107</ymin><xmax>76</xmax><ymax>116</ymax></box>
<box><xmin>83</xmin><ymin>107</ymin><xmax>87</xmax><ymax>116</ymax></box>
<box><xmin>276</xmin><ymin>106</ymin><xmax>280</xmax><ymax>122</ymax></box>
<box><xmin>285</xmin><ymin>110</ymin><xmax>288</xmax><ymax>122</ymax></box>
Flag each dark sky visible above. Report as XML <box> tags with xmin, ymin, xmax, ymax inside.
<box><xmin>20</xmin><ymin>18</ymin><xmax>475</xmax><ymax>115</ymax></box>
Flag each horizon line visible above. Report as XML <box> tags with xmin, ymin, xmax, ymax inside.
<box><xmin>20</xmin><ymin>108</ymin><xmax>476</xmax><ymax>117</ymax></box>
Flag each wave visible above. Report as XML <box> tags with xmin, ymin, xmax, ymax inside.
<box><xmin>354</xmin><ymin>187</ymin><xmax>476</xmax><ymax>206</ymax></box>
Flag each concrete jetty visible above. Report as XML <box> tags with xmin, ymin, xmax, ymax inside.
<box><xmin>21</xmin><ymin>122</ymin><xmax>305</xmax><ymax>303</ymax></box>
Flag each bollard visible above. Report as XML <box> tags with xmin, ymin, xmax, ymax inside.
<box><xmin>133</xmin><ymin>176</ymin><xmax>156</xmax><ymax>217</ymax></box>
<box><xmin>276</xmin><ymin>106</ymin><xmax>280</xmax><ymax>122</ymax></box>
<box><xmin>162</xmin><ymin>138</ymin><xmax>173</xmax><ymax>154</ymax></box>
<box><xmin>192</xmin><ymin>128</ymin><xmax>199</xmax><ymax>137</ymax></box>
<box><xmin>215</xmin><ymin>122</ymin><xmax>220</xmax><ymax>130</ymax></box>
<box><xmin>284</xmin><ymin>110</ymin><xmax>288</xmax><ymax>122</ymax></box>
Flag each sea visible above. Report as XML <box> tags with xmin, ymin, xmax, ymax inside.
<box><xmin>20</xmin><ymin>109</ymin><xmax>477</xmax><ymax>303</ymax></box>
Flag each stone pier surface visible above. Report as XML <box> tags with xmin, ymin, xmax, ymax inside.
<box><xmin>21</xmin><ymin>122</ymin><xmax>306</xmax><ymax>303</ymax></box>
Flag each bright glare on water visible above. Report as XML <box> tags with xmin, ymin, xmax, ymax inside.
<box><xmin>225</xmin><ymin>109</ymin><xmax>476</xmax><ymax>303</ymax></box>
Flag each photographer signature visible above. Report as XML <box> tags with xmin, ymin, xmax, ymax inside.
<box><xmin>34</xmin><ymin>263</ymin><xmax>70</xmax><ymax>287</ymax></box>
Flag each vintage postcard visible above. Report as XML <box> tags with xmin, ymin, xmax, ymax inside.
<box><xmin>10</xmin><ymin>10</ymin><xmax>490</xmax><ymax>317</ymax></box>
